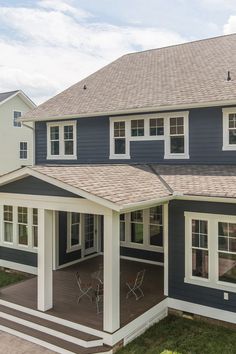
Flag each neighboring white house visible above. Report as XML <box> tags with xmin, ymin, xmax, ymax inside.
<box><xmin>0</xmin><ymin>90</ymin><xmax>36</xmax><ymax>175</ymax></box>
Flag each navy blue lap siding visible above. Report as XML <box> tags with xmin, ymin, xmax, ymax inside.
<box><xmin>35</xmin><ymin>107</ymin><xmax>236</xmax><ymax>165</ymax></box>
<box><xmin>0</xmin><ymin>247</ymin><xmax>37</xmax><ymax>267</ymax></box>
<box><xmin>58</xmin><ymin>212</ymin><xmax>81</xmax><ymax>266</ymax></box>
<box><xmin>0</xmin><ymin>176</ymin><xmax>81</xmax><ymax>198</ymax></box>
<box><xmin>169</xmin><ymin>200</ymin><xmax>236</xmax><ymax>312</ymax></box>
<box><xmin>120</xmin><ymin>247</ymin><xmax>164</xmax><ymax>263</ymax></box>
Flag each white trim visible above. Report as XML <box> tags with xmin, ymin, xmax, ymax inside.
<box><xmin>57</xmin><ymin>252</ymin><xmax>101</xmax><ymax>270</ymax></box>
<box><xmin>0</xmin><ymin>260</ymin><xmax>36</xmax><ymax>274</ymax></box>
<box><xmin>120</xmin><ymin>255</ymin><xmax>163</xmax><ymax>266</ymax></box>
<box><xmin>109</xmin><ymin>118</ymin><xmax>130</xmax><ymax>159</ymax></box>
<box><xmin>222</xmin><ymin>107</ymin><xmax>236</xmax><ymax>150</ymax></box>
<box><xmin>164</xmin><ymin>111</ymin><xmax>189</xmax><ymax>159</ymax></box>
<box><xmin>168</xmin><ymin>297</ymin><xmax>236</xmax><ymax>326</ymax></box>
<box><xmin>184</xmin><ymin>211</ymin><xmax>236</xmax><ymax>293</ymax></box>
<box><xmin>163</xmin><ymin>203</ymin><xmax>169</xmax><ymax>296</ymax></box>
<box><xmin>19</xmin><ymin>99</ymin><xmax>236</xmax><ymax>122</ymax></box>
<box><xmin>46</xmin><ymin>121</ymin><xmax>77</xmax><ymax>160</ymax></box>
<box><xmin>0</xmin><ymin>90</ymin><xmax>36</xmax><ymax>109</ymax></box>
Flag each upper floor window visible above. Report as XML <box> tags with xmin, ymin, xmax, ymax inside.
<box><xmin>13</xmin><ymin>111</ymin><xmax>22</xmax><ymax>127</ymax></box>
<box><xmin>131</xmin><ymin>119</ymin><xmax>144</xmax><ymax>137</ymax></box>
<box><xmin>47</xmin><ymin>121</ymin><xmax>77</xmax><ymax>160</ymax></box>
<box><xmin>110</xmin><ymin>120</ymin><xmax>130</xmax><ymax>159</ymax></box>
<box><xmin>222</xmin><ymin>108</ymin><xmax>236</xmax><ymax>150</ymax></box>
<box><xmin>110</xmin><ymin>112</ymin><xmax>189</xmax><ymax>160</ymax></box>
<box><xmin>150</xmin><ymin>118</ymin><xmax>164</xmax><ymax>136</ymax></box>
<box><xmin>19</xmin><ymin>142</ymin><xmax>28</xmax><ymax>160</ymax></box>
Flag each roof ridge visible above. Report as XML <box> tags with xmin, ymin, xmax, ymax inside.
<box><xmin>124</xmin><ymin>32</ymin><xmax>236</xmax><ymax>56</ymax></box>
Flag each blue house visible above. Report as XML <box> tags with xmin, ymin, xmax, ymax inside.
<box><xmin>0</xmin><ymin>34</ymin><xmax>236</xmax><ymax>353</ymax></box>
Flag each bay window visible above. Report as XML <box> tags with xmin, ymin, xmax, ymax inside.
<box><xmin>47</xmin><ymin>121</ymin><xmax>77</xmax><ymax>159</ymax></box>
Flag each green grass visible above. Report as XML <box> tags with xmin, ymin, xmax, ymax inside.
<box><xmin>118</xmin><ymin>315</ymin><xmax>236</xmax><ymax>354</ymax></box>
<box><xmin>0</xmin><ymin>270</ymin><xmax>27</xmax><ymax>288</ymax></box>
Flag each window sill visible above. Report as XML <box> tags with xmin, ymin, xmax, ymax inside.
<box><xmin>222</xmin><ymin>145</ymin><xmax>236</xmax><ymax>151</ymax></box>
<box><xmin>66</xmin><ymin>245</ymin><xmax>81</xmax><ymax>253</ymax></box>
<box><xmin>164</xmin><ymin>154</ymin><xmax>189</xmax><ymax>160</ymax></box>
<box><xmin>184</xmin><ymin>277</ymin><xmax>236</xmax><ymax>293</ymax></box>
<box><xmin>0</xmin><ymin>242</ymin><xmax>38</xmax><ymax>253</ymax></box>
<box><xmin>109</xmin><ymin>154</ymin><xmax>130</xmax><ymax>160</ymax></box>
<box><xmin>47</xmin><ymin>155</ymin><xmax>77</xmax><ymax>160</ymax></box>
<box><xmin>120</xmin><ymin>242</ymin><xmax>164</xmax><ymax>253</ymax></box>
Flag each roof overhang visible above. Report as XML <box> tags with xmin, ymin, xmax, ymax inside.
<box><xmin>0</xmin><ymin>90</ymin><xmax>36</xmax><ymax>110</ymax></box>
<box><xmin>20</xmin><ymin>99</ymin><xmax>236</xmax><ymax>122</ymax></box>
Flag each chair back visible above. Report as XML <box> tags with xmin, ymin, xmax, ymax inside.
<box><xmin>75</xmin><ymin>272</ymin><xmax>82</xmax><ymax>290</ymax></box>
<box><xmin>134</xmin><ymin>269</ymin><xmax>145</xmax><ymax>288</ymax></box>
<box><xmin>96</xmin><ymin>282</ymin><xmax>104</xmax><ymax>296</ymax></box>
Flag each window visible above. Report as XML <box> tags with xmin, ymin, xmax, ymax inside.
<box><xmin>120</xmin><ymin>214</ymin><xmax>125</xmax><ymax>242</ymax></box>
<box><xmin>19</xmin><ymin>142</ymin><xmax>28</xmax><ymax>159</ymax></box>
<box><xmin>222</xmin><ymin>108</ymin><xmax>236</xmax><ymax>150</ymax></box>
<box><xmin>120</xmin><ymin>206</ymin><xmax>165</xmax><ymax>251</ymax></box>
<box><xmin>13</xmin><ymin>111</ymin><xmax>22</xmax><ymax>127</ymax></box>
<box><xmin>32</xmin><ymin>209</ymin><xmax>38</xmax><ymax>248</ymax></box>
<box><xmin>218</xmin><ymin>222</ymin><xmax>236</xmax><ymax>284</ymax></box>
<box><xmin>131</xmin><ymin>210</ymin><xmax>143</xmax><ymax>244</ymax></box>
<box><xmin>169</xmin><ymin>117</ymin><xmax>184</xmax><ymax>154</ymax></box>
<box><xmin>191</xmin><ymin>219</ymin><xmax>208</xmax><ymax>279</ymax></box>
<box><xmin>110</xmin><ymin>120</ymin><xmax>130</xmax><ymax>159</ymax></box>
<box><xmin>185</xmin><ymin>212</ymin><xmax>236</xmax><ymax>292</ymax></box>
<box><xmin>131</xmin><ymin>120</ymin><xmax>144</xmax><ymax>137</ymax></box>
<box><xmin>150</xmin><ymin>118</ymin><xmax>164</xmax><ymax>136</ymax></box>
<box><xmin>4</xmin><ymin>206</ymin><xmax>13</xmax><ymax>243</ymax></box>
<box><xmin>1</xmin><ymin>206</ymin><xmax>37</xmax><ymax>251</ymax></box>
<box><xmin>110</xmin><ymin>112</ymin><xmax>189</xmax><ymax>160</ymax></box>
<box><xmin>149</xmin><ymin>206</ymin><xmax>163</xmax><ymax>246</ymax></box>
<box><xmin>18</xmin><ymin>207</ymin><xmax>28</xmax><ymax>246</ymax></box>
<box><xmin>67</xmin><ymin>212</ymin><xmax>80</xmax><ymax>251</ymax></box>
<box><xmin>47</xmin><ymin>121</ymin><xmax>77</xmax><ymax>159</ymax></box>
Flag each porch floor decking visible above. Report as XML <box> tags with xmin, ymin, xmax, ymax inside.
<box><xmin>0</xmin><ymin>256</ymin><xmax>164</xmax><ymax>330</ymax></box>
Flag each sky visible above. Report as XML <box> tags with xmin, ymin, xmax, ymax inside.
<box><xmin>0</xmin><ymin>0</ymin><xmax>236</xmax><ymax>104</ymax></box>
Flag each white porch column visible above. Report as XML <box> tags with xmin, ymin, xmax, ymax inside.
<box><xmin>37</xmin><ymin>209</ymin><xmax>53</xmax><ymax>311</ymax></box>
<box><xmin>103</xmin><ymin>211</ymin><xmax>120</xmax><ymax>333</ymax></box>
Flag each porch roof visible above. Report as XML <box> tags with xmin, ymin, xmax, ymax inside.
<box><xmin>1</xmin><ymin>164</ymin><xmax>236</xmax><ymax>210</ymax></box>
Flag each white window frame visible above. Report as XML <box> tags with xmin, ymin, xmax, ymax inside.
<box><xmin>120</xmin><ymin>206</ymin><xmax>164</xmax><ymax>253</ymax></box>
<box><xmin>185</xmin><ymin>212</ymin><xmax>236</xmax><ymax>293</ymax></box>
<box><xmin>47</xmin><ymin>121</ymin><xmax>77</xmax><ymax>160</ymax></box>
<box><xmin>109</xmin><ymin>118</ymin><xmax>130</xmax><ymax>159</ymax></box>
<box><xmin>222</xmin><ymin>107</ymin><xmax>236</xmax><ymax>151</ymax></box>
<box><xmin>13</xmin><ymin>111</ymin><xmax>22</xmax><ymax>128</ymax></box>
<box><xmin>19</xmin><ymin>141</ymin><xmax>28</xmax><ymax>160</ymax></box>
<box><xmin>109</xmin><ymin>111</ymin><xmax>189</xmax><ymax>160</ymax></box>
<box><xmin>0</xmin><ymin>205</ymin><xmax>37</xmax><ymax>253</ymax></box>
<box><xmin>67</xmin><ymin>212</ymin><xmax>81</xmax><ymax>253</ymax></box>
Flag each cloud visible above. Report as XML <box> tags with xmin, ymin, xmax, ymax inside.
<box><xmin>200</xmin><ymin>0</ymin><xmax>236</xmax><ymax>10</ymax></box>
<box><xmin>223</xmin><ymin>15</ymin><xmax>236</xmax><ymax>34</ymax></box>
<box><xmin>0</xmin><ymin>1</ymin><xmax>186</xmax><ymax>104</ymax></box>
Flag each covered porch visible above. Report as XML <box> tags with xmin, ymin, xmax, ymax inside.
<box><xmin>0</xmin><ymin>255</ymin><xmax>165</xmax><ymax>330</ymax></box>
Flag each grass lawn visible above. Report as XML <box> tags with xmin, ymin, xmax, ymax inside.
<box><xmin>0</xmin><ymin>269</ymin><xmax>27</xmax><ymax>288</ymax></box>
<box><xmin>118</xmin><ymin>315</ymin><xmax>236</xmax><ymax>354</ymax></box>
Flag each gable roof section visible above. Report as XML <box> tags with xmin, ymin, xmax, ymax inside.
<box><xmin>1</xmin><ymin>164</ymin><xmax>236</xmax><ymax>211</ymax></box>
<box><xmin>22</xmin><ymin>33</ymin><xmax>236</xmax><ymax>122</ymax></box>
<box><xmin>0</xmin><ymin>90</ymin><xmax>36</xmax><ymax>109</ymax></box>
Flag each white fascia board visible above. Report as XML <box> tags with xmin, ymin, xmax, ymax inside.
<box><xmin>0</xmin><ymin>91</ymin><xmax>36</xmax><ymax>109</ymax></box>
<box><xmin>19</xmin><ymin>99</ymin><xmax>236</xmax><ymax>122</ymax></box>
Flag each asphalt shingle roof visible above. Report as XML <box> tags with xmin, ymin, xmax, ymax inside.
<box><xmin>0</xmin><ymin>90</ymin><xmax>19</xmax><ymax>104</ymax></box>
<box><xmin>22</xmin><ymin>34</ymin><xmax>236</xmax><ymax>121</ymax></box>
<box><xmin>27</xmin><ymin>164</ymin><xmax>236</xmax><ymax>207</ymax></box>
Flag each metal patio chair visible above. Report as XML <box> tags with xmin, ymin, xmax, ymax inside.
<box><xmin>95</xmin><ymin>282</ymin><xmax>103</xmax><ymax>314</ymax></box>
<box><xmin>75</xmin><ymin>272</ymin><xmax>93</xmax><ymax>303</ymax></box>
<box><xmin>126</xmin><ymin>269</ymin><xmax>146</xmax><ymax>300</ymax></box>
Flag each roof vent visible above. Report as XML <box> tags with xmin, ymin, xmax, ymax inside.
<box><xmin>83</xmin><ymin>84</ymin><xmax>87</xmax><ymax>90</ymax></box>
<box><xmin>227</xmin><ymin>71</ymin><xmax>231</xmax><ymax>81</ymax></box>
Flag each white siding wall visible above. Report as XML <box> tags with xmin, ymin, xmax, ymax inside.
<box><xmin>0</xmin><ymin>95</ymin><xmax>33</xmax><ymax>175</ymax></box>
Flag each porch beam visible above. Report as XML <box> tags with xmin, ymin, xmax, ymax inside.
<box><xmin>103</xmin><ymin>211</ymin><xmax>120</xmax><ymax>333</ymax></box>
<box><xmin>37</xmin><ymin>209</ymin><xmax>53</xmax><ymax>311</ymax></box>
